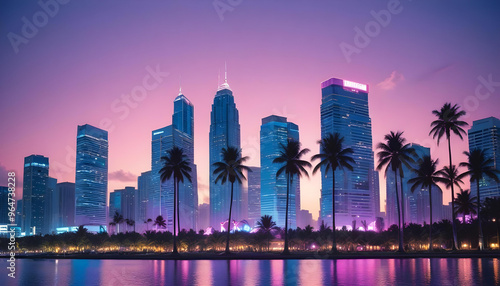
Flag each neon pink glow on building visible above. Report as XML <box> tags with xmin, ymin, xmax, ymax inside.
<box><xmin>321</xmin><ymin>77</ymin><xmax>369</xmax><ymax>92</ymax></box>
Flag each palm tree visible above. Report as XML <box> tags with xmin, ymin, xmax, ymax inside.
<box><xmin>312</xmin><ymin>132</ymin><xmax>355</xmax><ymax>253</ymax></box>
<box><xmin>376</xmin><ymin>131</ymin><xmax>414</xmax><ymax>252</ymax></box>
<box><xmin>126</xmin><ymin>219</ymin><xmax>135</xmax><ymax>232</ymax></box>
<box><xmin>408</xmin><ymin>155</ymin><xmax>446</xmax><ymax>251</ymax></box>
<box><xmin>481</xmin><ymin>197</ymin><xmax>500</xmax><ymax>248</ymax></box>
<box><xmin>454</xmin><ymin>189</ymin><xmax>477</xmax><ymax>225</ymax></box>
<box><xmin>429</xmin><ymin>102</ymin><xmax>468</xmax><ymax>250</ymax></box>
<box><xmin>256</xmin><ymin>215</ymin><xmax>279</xmax><ymax>251</ymax></box>
<box><xmin>438</xmin><ymin>164</ymin><xmax>464</xmax><ymax>250</ymax></box>
<box><xmin>458</xmin><ymin>149</ymin><xmax>500</xmax><ymax>250</ymax></box>
<box><xmin>145</xmin><ymin>218</ymin><xmax>153</xmax><ymax>231</ymax></box>
<box><xmin>112</xmin><ymin>211</ymin><xmax>124</xmax><ymax>234</ymax></box>
<box><xmin>273</xmin><ymin>139</ymin><xmax>311</xmax><ymax>255</ymax></box>
<box><xmin>212</xmin><ymin>146</ymin><xmax>251</xmax><ymax>254</ymax></box>
<box><xmin>153</xmin><ymin>215</ymin><xmax>167</xmax><ymax>230</ymax></box>
<box><xmin>159</xmin><ymin>146</ymin><xmax>192</xmax><ymax>255</ymax></box>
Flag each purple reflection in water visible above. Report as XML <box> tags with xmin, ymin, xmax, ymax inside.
<box><xmin>3</xmin><ymin>258</ymin><xmax>499</xmax><ymax>285</ymax></box>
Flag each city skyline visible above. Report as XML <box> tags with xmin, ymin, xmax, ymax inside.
<box><xmin>1</xmin><ymin>1</ymin><xmax>500</xmax><ymax>222</ymax></box>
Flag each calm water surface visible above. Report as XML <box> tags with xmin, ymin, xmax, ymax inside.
<box><xmin>3</xmin><ymin>258</ymin><xmax>499</xmax><ymax>285</ymax></box>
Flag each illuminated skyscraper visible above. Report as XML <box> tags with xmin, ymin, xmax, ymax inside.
<box><xmin>260</xmin><ymin>115</ymin><xmax>299</xmax><ymax>229</ymax></box>
<box><xmin>55</xmin><ymin>182</ymin><xmax>75</xmax><ymax>228</ymax></box>
<box><xmin>75</xmin><ymin>124</ymin><xmax>108</xmax><ymax>226</ymax></box>
<box><xmin>22</xmin><ymin>154</ymin><xmax>49</xmax><ymax>235</ymax></box>
<box><xmin>0</xmin><ymin>187</ymin><xmax>10</xmax><ymax>224</ymax></box>
<box><xmin>247</xmin><ymin>166</ymin><xmax>261</xmax><ymax>227</ymax></box>
<box><xmin>320</xmin><ymin>78</ymin><xmax>375</xmax><ymax>228</ymax></box>
<box><xmin>209</xmin><ymin>73</ymin><xmax>241</xmax><ymax>228</ymax></box>
<box><xmin>150</xmin><ymin>89</ymin><xmax>197</xmax><ymax>231</ymax></box>
<box><xmin>468</xmin><ymin>116</ymin><xmax>500</xmax><ymax>200</ymax></box>
<box><xmin>137</xmin><ymin>171</ymin><xmax>151</xmax><ymax>232</ymax></box>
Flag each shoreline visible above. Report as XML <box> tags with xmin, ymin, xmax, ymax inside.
<box><xmin>2</xmin><ymin>251</ymin><xmax>499</xmax><ymax>260</ymax></box>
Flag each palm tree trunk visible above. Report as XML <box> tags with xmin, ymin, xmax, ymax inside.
<box><xmin>400</xmin><ymin>177</ymin><xmax>405</xmax><ymax>244</ymax></box>
<box><xmin>283</xmin><ymin>172</ymin><xmax>290</xmax><ymax>255</ymax></box>
<box><xmin>447</xmin><ymin>137</ymin><xmax>459</xmax><ymax>251</ymax></box>
<box><xmin>394</xmin><ymin>169</ymin><xmax>404</xmax><ymax>252</ymax></box>
<box><xmin>226</xmin><ymin>182</ymin><xmax>234</xmax><ymax>254</ymax></box>
<box><xmin>429</xmin><ymin>185</ymin><xmax>433</xmax><ymax>252</ymax></box>
<box><xmin>173</xmin><ymin>178</ymin><xmax>178</xmax><ymax>254</ymax></box>
<box><xmin>477</xmin><ymin>180</ymin><xmax>484</xmax><ymax>251</ymax></box>
<box><xmin>332</xmin><ymin>170</ymin><xmax>337</xmax><ymax>253</ymax></box>
<box><xmin>177</xmin><ymin>181</ymin><xmax>181</xmax><ymax>234</ymax></box>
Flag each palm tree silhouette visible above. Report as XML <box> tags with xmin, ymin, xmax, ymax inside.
<box><xmin>153</xmin><ymin>215</ymin><xmax>167</xmax><ymax>230</ymax></box>
<box><xmin>454</xmin><ymin>189</ymin><xmax>477</xmax><ymax>225</ymax></box>
<box><xmin>408</xmin><ymin>155</ymin><xmax>446</xmax><ymax>251</ymax></box>
<box><xmin>256</xmin><ymin>215</ymin><xmax>279</xmax><ymax>251</ymax></box>
<box><xmin>159</xmin><ymin>146</ymin><xmax>192</xmax><ymax>254</ymax></box>
<box><xmin>212</xmin><ymin>146</ymin><xmax>251</xmax><ymax>254</ymax></box>
<box><xmin>481</xmin><ymin>197</ymin><xmax>500</xmax><ymax>248</ymax></box>
<box><xmin>376</xmin><ymin>131</ymin><xmax>414</xmax><ymax>252</ymax></box>
<box><xmin>430</xmin><ymin>102</ymin><xmax>468</xmax><ymax>250</ymax></box>
<box><xmin>312</xmin><ymin>132</ymin><xmax>355</xmax><ymax>253</ymax></box>
<box><xmin>459</xmin><ymin>149</ymin><xmax>500</xmax><ymax>250</ymax></box>
<box><xmin>112</xmin><ymin>211</ymin><xmax>124</xmax><ymax>234</ymax></box>
<box><xmin>273</xmin><ymin>139</ymin><xmax>311</xmax><ymax>255</ymax></box>
<box><xmin>145</xmin><ymin>218</ymin><xmax>153</xmax><ymax>231</ymax></box>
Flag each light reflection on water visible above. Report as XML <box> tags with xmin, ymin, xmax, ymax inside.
<box><xmin>4</xmin><ymin>258</ymin><xmax>498</xmax><ymax>285</ymax></box>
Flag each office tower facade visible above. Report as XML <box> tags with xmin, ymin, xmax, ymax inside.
<box><xmin>150</xmin><ymin>90</ymin><xmax>197</xmax><ymax>231</ymax></box>
<box><xmin>15</xmin><ymin>199</ymin><xmax>23</xmax><ymax>229</ymax></box>
<box><xmin>468</xmin><ymin>116</ymin><xmax>500</xmax><ymax>200</ymax></box>
<box><xmin>198</xmin><ymin>203</ymin><xmax>210</xmax><ymax>231</ymax></box>
<box><xmin>56</xmin><ymin>182</ymin><xmax>75</xmax><ymax>227</ymax></box>
<box><xmin>247</xmin><ymin>167</ymin><xmax>261</xmax><ymax>227</ymax></box>
<box><xmin>45</xmin><ymin>177</ymin><xmax>57</xmax><ymax>233</ymax></box>
<box><xmin>137</xmin><ymin>171</ymin><xmax>151</xmax><ymax>232</ymax></box>
<box><xmin>320</xmin><ymin>78</ymin><xmax>375</xmax><ymax>228</ymax></box>
<box><xmin>75</xmin><ymin>124</ymin><xmax>108</xmax><ymax>226</ymax></box>
<box><xmin>22</xmin><ymin>155</ymin><xmax>49</xmax><ymax>235</ymax></box>
<box><xmin>386</xmin><ymin>144</ymin><xmax>444</xmax><ymax>227</ymax></box>
<box><xmin>109</xmin><ymin>187</ymin><xmax>137</xmax><ymax>231</ymax></box>
<box><xmin>260</xmin><ymin>115</ymin><xmax>300</xmax><ymax>229</ymax></box>
<box><xmin>209</xmin><ymin>77</ymin><xmax>241</xmax><ymax>228</ymax></box>
<box><xmin>0</xmin><ymin>187</ymin><xmax>9</xmax><ymax>224</ymax></box>
<box><xmin>297</xmin><ymin>209</ymin><xmax>314</xmax><ymax>229</ymax></box>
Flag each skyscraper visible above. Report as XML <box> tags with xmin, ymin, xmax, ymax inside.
<box><xmin>45</xmin><ymin>177</ymin><xmax>57</xmax><ymax>233</ymax></box>
<box><xmin>260</xmin><ymin>115</ymin><xmax>300</xmax><ymax>229</ymax></box>
<box><xmin>468</xmin><ymin>116</ymin><xmax>500</xmax><ymax>199</ymax></box>
<box><xmin>150</xmin><ymin>89</ymin><xmax>197</xmax><ymax>231</ymax></box>
<box><xmin>137</xmin><ymin>171</ymin><xmax>151</xmax><ymax>231</ymax></box>
<box><xmin>109</xmin><ymin>187</ymin><xmax>137</xmax><ymax>231</ymax></box>
<box><xmin>320</xmin><ymin>78</ymin><xmax>375</xmax><ymax>228</ymax></box>
<box><xmin>386</xmin><ymin>144</ymin><xmax>443</xmax><ymax>227</ymax></box>
<box><xmin>247</xmin><ymin>166</ymin><xmax>261</xmax><ymax>227</ymax></box>
<box><xmin>22</xmin><ymin>155</ymin><xmax>49</xmax><ymax>235</ymax></box>
<box><xmin>56</xmin><ymin>182</ymin><xmax>75</xmax><ymax>227</ymax></box>
<box><xmin>0</xmin><ymin>187</ymin><xmax>9</xmax><ymax>224</ymax></box>
<box><xmin>75</xmin><ymin>124</ymin><xmax>108</xmax><ymax>226</ymax></box>
<box><xmin>209</xmin><ymin>74</ymin><xmax>241</xmax><ymax>228</ymax></box>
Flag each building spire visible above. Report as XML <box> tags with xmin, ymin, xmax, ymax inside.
<box><xmin>216</xmin><ymin>62</ymin><xmax>231</xmax><ymax>92</ymax></box>
<box><xmin>179</xmin><ymin>75</ymin><xmax>182</xmax><ymax>95</ymax></box>
<box><xmin>224</xmin><ymin>61</ymin><xmax>227</xmax><ymax>83</ymax></box>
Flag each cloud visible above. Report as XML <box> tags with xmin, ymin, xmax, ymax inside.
<box><xmin>377</xmin><ymin>71</ymin><xmax>405</xmax><ymax>90</ymax></box>
<box><xmin>109</xmin><ymin>170</ymin><xmax>137</xmax><ymax>182</ymax></box>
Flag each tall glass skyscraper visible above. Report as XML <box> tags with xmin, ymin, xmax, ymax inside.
<box><xmin>320</xmin><ymin>78</ymin><xmax>375</xmax><ymax>228</ymax></box>
<box><xmin>468</xmin><ymin>116</ymin><xmax>500</xmax><ymax>200</ymax></box>
<box><xmin>0</xmin><ymin>186</ymin><xmax>9</xmax><ymax>224</ymax></box>
<box><xmin>247</xmin><ymin>166</ymin><xmax>261</xmax><ymax>227</ymax></box>
<box><xmin>75</xmin><ymin>124</ymin><xmax>108</xmax><ymax>226</ymax></box>
<box><xmin>260</xmin><ymin>115</ymin><xmax>300</xmax><ymax>229</ymax></box>
<box><xmin>22</xmin><ymin>154</ymin><xmax>49</xmax><ymax>235</ymax></box>
<box><xmin>209</xmin><ymin>77</ymin><xmax>241</xmax><ymax>228</ymax></box>
<box><xmin>150</xmin><ymin>89</ymin><xmax>197</xmax><ymax>231</ymax></box>
<box><xmin>137</xmin><ymin>170</ymin><xmax>151</xmax><ymax>232</ymax></box>
<box><xmin>55</xmin><ymin>182</ymin><xmax>75</xmax><ymax>228</ymax></box>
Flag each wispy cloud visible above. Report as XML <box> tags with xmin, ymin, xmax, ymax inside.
<box><xmin>109</xmin><ymin>170</ymin><xmax>137</xmax><ymax>182</ymax></box>
<box><xmin>377</xmin><ymin>71</ymin><xmax>405</xmax><ymax>90</ymax></box>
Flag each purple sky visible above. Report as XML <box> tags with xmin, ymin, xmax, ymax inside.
<box><xmin>1</xmin><ymin>0</ymin><xmax>499</xmax><ymax>219</ymax></box>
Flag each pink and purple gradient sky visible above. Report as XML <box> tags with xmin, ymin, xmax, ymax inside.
<box><xmin>1</xmin><ymin>1</ymin><xmax>499</xmax><ymax>219</ymax></box>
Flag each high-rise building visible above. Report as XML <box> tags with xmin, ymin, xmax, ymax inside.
<box><xmin>150</xmin><ymin>89</ymin><xmax>197</xmax><ymax>231</ymax></box>
<box><xmin>55</xmin><ymin>182</ymin><xmax>75</xmax><ymax>228</ymax></box>
<box><xmin>297</xmin><ymin>209</ymin><xmax>314</xmax><ymax>229</ymax></box>
<box><xmin>137</xmin><ymin>171</ymin><xmax>151</xmax><ymax>232</ymax></box>
<box><xmin>75</xmin><ymin>124</ymin><xmax>108</xmax><ymax>226</ymax></box>
<box><xmin>45</xmin><ymin>177</ymin><xmax>57</xmax><ymax>233</ymax></box>
<box><xmin>386</xmin><ymin>144</ymin><xmax>443</xmax><ymax>227</ymax></box>
<box><xmin>109</xmin><ymin>187</ymin><xmax>137</xmax><ymax>232</ymax></box>
<box><xmin>209</xmin><ymin>74</ymin><xmax>241</xmax><ymax>228</ymax></box>
<box><xmin>247</xmin><ymin>166</ymin><xmax>261</xmax><ymax>227</ymax></box>
<box><xmin>260</xmin><ymin>115</ymin><xmax>300</xmax><ymax>229</ymax></box>
<box><xmin>22</xmin><ymin>155</ymin><xmax>49</xmax><ymax>235</ymax></box>
<box><xmin>320</xmin><ymin>78</ymin><xmax>375</xmax><ymax>228</ymax></box>
<box><xmin>468</xmin><ymin>116</ymin><xmax>500</xmax><ymax>200</ymax></box>
<box><xmin>0</xmin><ymin>187</ymin><xmax>9</xmax><ymax>224</ymax></box>
<box><xmin>198</xmin><ymin>203</ymin><xmax>210</xmax><ymax>231</ymax></box>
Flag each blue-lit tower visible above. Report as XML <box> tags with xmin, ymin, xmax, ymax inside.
<box><xmin>22</xmin><ymin>154</ymin><xmax>49</xmax><ymax>235</ymax></box>
<box><xmin>75</xmin><ymin>124</ymin><xmax>108</xmax><ymax>226</ymax></box>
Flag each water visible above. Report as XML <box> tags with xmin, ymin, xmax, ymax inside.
<box><xmin>3</xmin><ymin>258</ymin><xmax>499</xmax><ymax>285</ymax></box>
